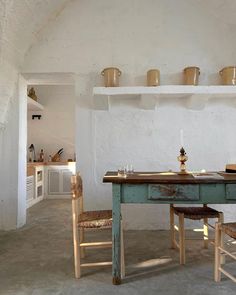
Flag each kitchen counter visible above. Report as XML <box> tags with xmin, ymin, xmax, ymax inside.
<box><xmin>27</xmin><ymin>162</ymin><xmax>75</xmax><ymax>176</ymax></box>
<box><xmin>26</xmin><ymin>162</ymin><xmax>74</xmax><ymax>208</ymax></box>
<box><xmin>27</xmin><ymin>161</ymin><xmax>74</xmax><ymax>166</ymax></box>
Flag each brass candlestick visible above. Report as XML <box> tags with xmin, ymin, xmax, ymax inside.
<box><xmin>177</xmin><ymin>147</ymin><xmax>188</xmax><ymax>174</ymax></box>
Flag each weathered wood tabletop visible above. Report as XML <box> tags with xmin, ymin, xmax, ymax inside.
<box><xmin>103</xmin><ymin>171</ymin><xmax>236</xmax><ymax>184</ymax></box>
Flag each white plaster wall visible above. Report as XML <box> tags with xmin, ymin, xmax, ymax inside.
<box><xmin>17</xmin><ymin>75</ymin><xmax>27</xmax><ymax>228</ymax></box>
<box><xmin>0</xmin><ymin>61</ymin><xmax>27</xmax><ymax>230</ymax></box>
<box><xmin>27</xmin><ymin>85</ymin><xmax>75</xmax><ymax>162</ymax></box>
<box><xmin>23</xmin><ymin>0</ymin><xmax>236</xmax><ymax>229</ymax></box>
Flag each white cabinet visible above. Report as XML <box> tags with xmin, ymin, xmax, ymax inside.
<box><xmin>48</xmin><ymin>169</ymin><xmax>60</xmax><ymax>194</ymax></box>
<box><xmin>26</xmin><ymin>176</ymin><xmax>35</xmax><ymax>208</ymax></box>
<box><xmin>35</xmin><ymin>166</ymin><xmax>44</xmax><ymax>200</ymax></box>
<box><xmin>45</xmin><ymin>165</ymin><xmax>72</xmax><ymax>198</ymax></box>
<box><xmin>61</xmin><ymin>169</ymin><xmax>72</xmax><ymax>194</ymax></box>
<box><xmin>27</xmin><ymin>164</ymin><xmax>72</xmax><ymax>204</ymax></box>
<box><xmin>26</xmin><ymin>165</ymin><xmax>44</xmax><ymax>208</ymax></box>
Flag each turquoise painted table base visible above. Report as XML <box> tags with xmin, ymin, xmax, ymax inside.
<box><xmin>104</xmin><ymin>172</ymin><xmax>236</xmax><ymax>284</ymax></box>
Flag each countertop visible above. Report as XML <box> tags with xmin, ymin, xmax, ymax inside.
<box><xmin>27</xmin><ymin>161</ymin><xmax>75</xmax><ymax>176</ymax></box>
<box><xmin>27</xmin><ymin>161</ymin><xmax>75</xmax><ymax>166</ymax></box>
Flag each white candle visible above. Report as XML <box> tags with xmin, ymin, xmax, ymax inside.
<box><xmin>180</xmin><ymin>129</ymin><xmax>184</xmax><ymax>147</ymax></box>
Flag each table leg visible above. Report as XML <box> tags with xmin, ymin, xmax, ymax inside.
<box><xmin>112</xmin><ymin>184</ymin><xmax>121</xmax><ymax>285</ymax></box>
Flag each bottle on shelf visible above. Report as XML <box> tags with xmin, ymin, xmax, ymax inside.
<box><xmin>39</xmin><ymin>149</ymin><xmax>44</xmax><ymax>162</ymax></box>
<box><xmin>48</xmin><ymin>155</ymin><xmax>52</xmax><ymax>162</ymax></box>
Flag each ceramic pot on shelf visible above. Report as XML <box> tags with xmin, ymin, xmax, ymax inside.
<box><xmin>101</xmin><ymin>67</ymin><xmax>121</xmax><ymax>87</ymax></box>
<box><xmin>146</xmin><ymin>69</ymin><xmax>160</xmax><ymax>86</ymax></box>
<box><xmin>219</xmin><ymin>66</ymin><xmax>236</xmax><ymax>85</ymax></box>
<box><xmin>183</xmin><ymin>66</ymin><xmax>200</xmax><ymax>85</ymax></box>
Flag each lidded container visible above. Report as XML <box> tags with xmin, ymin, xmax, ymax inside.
<box><xmin>219</xmin><ymin>66</ymin><xmax>236</xmax><ymax>85</ymax></box>
<box><xmin>147</xmin><ymin>69</ymin><xmax>160</xmax><ymax>86</ymax></box>
<box><xmin>101</xmin><ymin>67</ymin><xmax>121</xmax><ymax>87</ymax></box>
<box><xmin>183</xmin><ymin>66</ymin><xmax>200</xmax><ymax>85</ymax></box>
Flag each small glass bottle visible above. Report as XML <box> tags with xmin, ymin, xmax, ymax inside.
<box><xmin>48</xmin><ymin>155</ymin><xmax>52</xmax><ymax>162</ymax></box>
<box><xmin>39</xmin><ymin>149</ymin><xmax>44</xmax><ymax>162</ymax></box>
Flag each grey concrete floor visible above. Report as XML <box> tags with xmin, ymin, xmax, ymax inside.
<box><xmin>0</xmin><ymin>200</ymin><xmax>235</xmax><ymax>295</ymax></box>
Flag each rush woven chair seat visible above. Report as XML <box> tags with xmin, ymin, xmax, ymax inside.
<box><xmin>71</xmin><ymin>173</ymin><xmax>125</xmax><ymax>279</ymax></box>
<box><xmin>78</xmin><ymin>210</ymin><xmax>112</xmax><ymax>228</ymax></box>
<box><xmin>170</xmin><ymin>204</ymin><xmax>223</xmax><ymax>265</ymax></box>
<box><xmin>173</xmin><ymin>206</ymin><xmax>220</xmax><ymax>220</ymax></box>
<box><xmin>215</xmin><ymin>222</ymin><xmax>236</xmax><ymax>283</ymax></box>
<box><xmin>220</xmin><ymin>223</ymin><xmax>236</xmax><ymax>239</ymax></box>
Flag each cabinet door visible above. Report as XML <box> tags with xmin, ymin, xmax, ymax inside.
<box><xmin>48</xmin><ymin>170</ymin><xmax>60</xmax><ymax>194</ymax></box>
<box><xmin>26</xmin><ymin>176</ymin><xmax>35</xmax><ymax>201</ymax></box>
<box><xmin>61</xmin><ymin>169</ymin><xmax>72</xmax><ymax>194</ymax></box>
<box><xmin>35</xmin><ymin>166</ymin><xmax>44</xmax><ymax>199</ymax></box>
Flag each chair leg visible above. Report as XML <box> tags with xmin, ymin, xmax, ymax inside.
<box><xmin>203</xmin><ymin>217</ymin><xmax>209</xmax><ymax>249</ymax></box>
<box><xmin>170</xmin><ymin>205</ymin><xmax>176</xmax><ymax>249</ymax></box>
<box><xmin>179</xmin><ymin>213</ymin><xmax>186</xmax><ymax>265</ymax></box>
<box><xmin>80</xmin><ymin>228</ymin><xmax>85</xmax><ymax>258</ymax></box>
<box><xmin>214</xmin><ymin>222</ymin><xmax>221</xmax><ymax>282</ymax></box>
<box><xmin>218</xmin><ymin>212</ymin><xmax>224</xmax><ymax>243</ymax></box>
<box><xmin>120</xmin><ymin>220</ymin><xmax>125</xmax><ymax>279</ymax></box>
<box><xmin>203</xmin><ymin>204</ymin><xmax>208</xmax><ymax>249</ymax></box>
<box><xmin>72</xmin><ymin>199</ymin><xmax>81</xmax><ymax>278</ymax></box>
<box><xmin>74</xmin><ymin>237</ymin><xmax>81</xmax><ymax>278</ymax></box>
<box><xmin>73</xmin><ymin>225</ymin><xmax>81</xmax><ymax>278</ymax></box>
<box><xmin>218</xmin><ymin>213</ymin><xmax>225</xmax><ymax>264</ymax></box>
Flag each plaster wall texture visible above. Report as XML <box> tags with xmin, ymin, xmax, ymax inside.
<box><xmin>0</xmin><ymin>61</ymin><xmax>27</xmax><ymax>230</ymax></box>
<box><xmin>22</xmin><ymin>0</ymin><xmax>236</xmax><ymax>229</ymax></box>
<box><xmin>27</xmin><ymin>85</ymin><xmax>75</xmax><ymax>162</ymax></box>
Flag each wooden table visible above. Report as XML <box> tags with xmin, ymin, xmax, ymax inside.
<box><xmin>103</xmin><ymin>171</ymin><xmax>236</xmax><ymax>285</ymax></box>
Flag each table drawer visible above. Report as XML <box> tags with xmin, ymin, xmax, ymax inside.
<box><xmin>148</xmin><ymin>184</ymin><xmax>200</xmax><ymax>201</ymax></box>
<box><xmin>226</xmin><ymin>184</ymin><xmax>236</xmax><ymax>200</ymax></box>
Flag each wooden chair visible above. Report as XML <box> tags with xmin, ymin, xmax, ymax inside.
<box><xmin>170</xmin><ymin>204</ymin><xmax>223</xmax><ymax>264</ymax></box>
<box><xmin>215</xmin><ymin>222</ymin><xmax>236</xmax><ymax>283</ymax></box>
<box><xmin>71</xmin><ymin>173</ymin><xmax>125</xmax><ymax>278</ymax></box>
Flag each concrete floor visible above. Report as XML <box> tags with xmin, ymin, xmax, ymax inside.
<box><xmin>0</xmin><ymin>200</ymin><xmax>235</xmax><ymax>295</ymax></box>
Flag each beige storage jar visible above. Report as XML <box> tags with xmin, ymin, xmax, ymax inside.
<box><xmin>183</xmin><ymin>66</ymin><xmax>200</xmax><ymax>85</ymax></box>
<box><xmin>147</xmin><ymin>69</ymin><xmax>160</xmax><ymax>86</ymax></box>
<box><xmin>219</xmin><ymin>66</ymin><xmax>236</xmax><ymax>85</ymax></box>
<box><xmin>101</xmin><ymin>67</ymin><xmax>121</xmax><ymax>87</ymax></box>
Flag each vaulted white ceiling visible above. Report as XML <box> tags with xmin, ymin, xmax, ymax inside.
<box><xmin>1</xmin><ymin>0</ymin><xmax>236</xmax><ymax>69</ymax></box>
<box><xmin>0</xmin><ymin>0</ymin><xmax>70</xmax><ymax>67</ymax></box>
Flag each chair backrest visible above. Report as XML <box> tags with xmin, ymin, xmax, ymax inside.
<box><xmin>71</xmin><ymin>173</ymin><xmax>84</xmax><ymax>219</ymax></box>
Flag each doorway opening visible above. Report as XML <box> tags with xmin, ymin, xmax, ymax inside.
<box><xmin>23</xmin><ymin>73</ymin><xmax>76</xmax><ymax>212</ymax></box>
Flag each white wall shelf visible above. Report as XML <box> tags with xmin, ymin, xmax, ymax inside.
<box><xmin>93</xmin><ymin>86</ymin><xmax>236</xmax><ymax>110</ymax></box>
<box><xmin>27</xmin><ymin>96</ymin><xmax>44</xmax><ymax>111</ymax></box>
